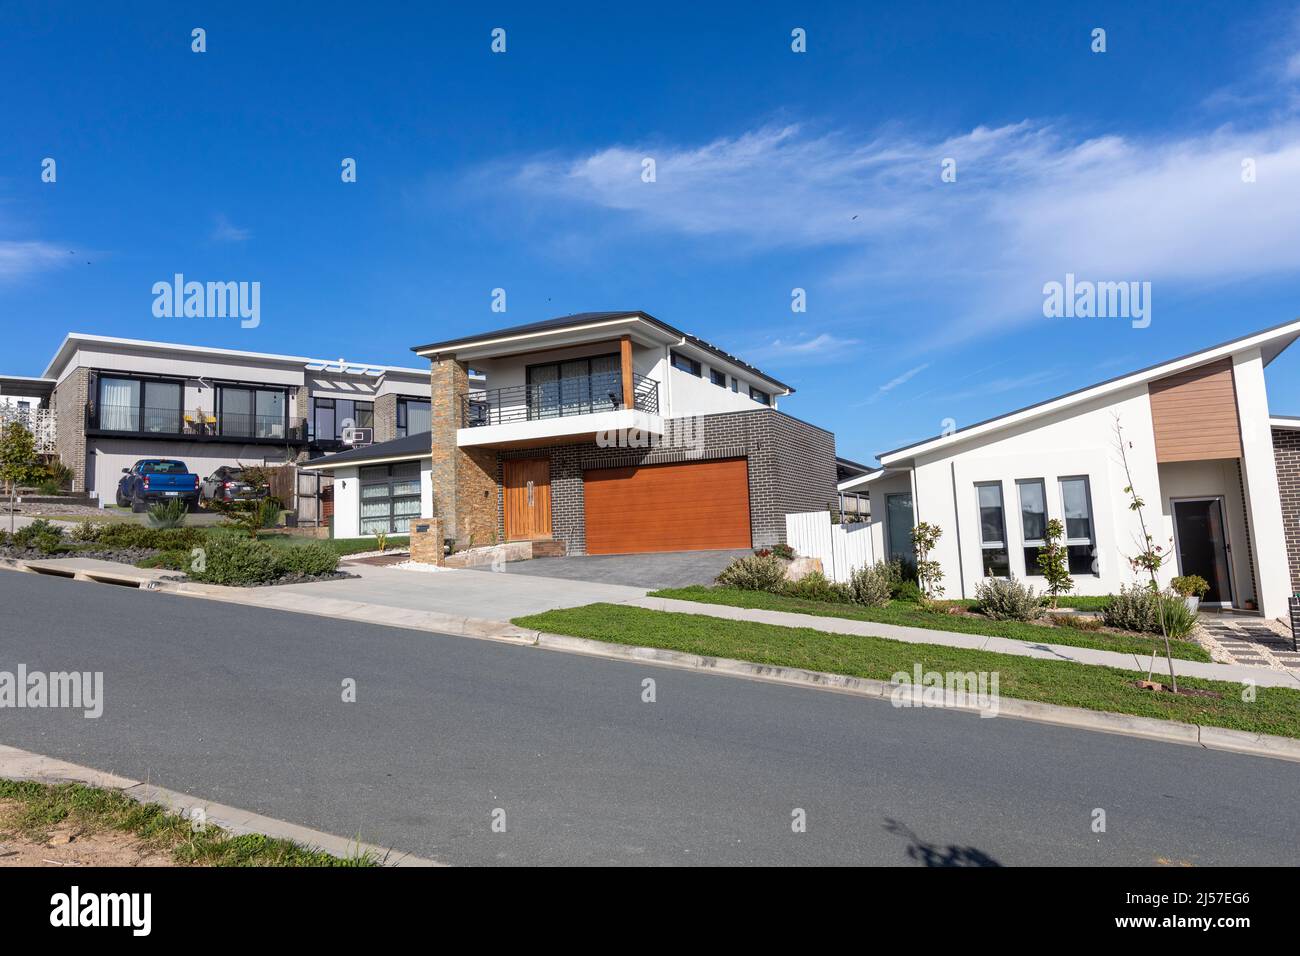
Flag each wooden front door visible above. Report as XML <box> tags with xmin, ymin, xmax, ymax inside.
<box><xmin>504</xmin><ymin>458</ymin><xmax>552</xmax><ymax>541</ymax></box>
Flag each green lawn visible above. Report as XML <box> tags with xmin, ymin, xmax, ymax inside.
<box><xmin>0</xmin><ymin>779</ymin><xmax>375</xmax><ymax>866</ymax></box>
<box><xmin>648</xmin><ymin>586</ymin><xmax>1209</xmax><ymax>662</ymax></box>
<box><xmin>514</xmin><ymin>604</ymin><xmax>1300</xmax><ymax>738</ymax></box>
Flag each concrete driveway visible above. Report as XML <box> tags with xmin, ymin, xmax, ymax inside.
<box><xmin>501</xmin><ymin>548</ymin><xmax>749</xmax><ymax>589</ymax></box>
<box><xmin>274</xmin><ymin>561</ymin><xmax>647</xmax><ymax>622</ymax></box>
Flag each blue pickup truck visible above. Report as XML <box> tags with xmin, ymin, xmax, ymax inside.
<box><xmin>115</xmin><ymin>459</ymin><xmax>201</xmax><ymax>513</ymax></box>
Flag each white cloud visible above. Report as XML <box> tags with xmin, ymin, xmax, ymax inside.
<box><xmin>749</xmin><ymin>332</ymin><xmax>860</xmax><ymax>362</ymax></box>
<box><xmin>858</xmin><ymin>363</ymin><xmax>929</xmax><ymax>406</ymax></box>
<box><xmin>212</xmin><ymin>214</ymin><xmax>251</xmax><ymax>242</ymax></box>
<box><xmin>0</xmin><ymin>240</ymin><xmax>67</xmax><ymax>281</ymax></box>
<box><xmin>504</xmin><ymin>107</ymin><xmax>1300</xmax><ymax>345</ymax></box>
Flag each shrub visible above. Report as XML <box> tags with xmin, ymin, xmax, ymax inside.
<box><xmin>136</xmin><ymin>549</ymin><xmax>193</xmax><ymax>571</ymax></box>
<box><xmin>846</xmin><ymin>561</ymin><xmax>894</xmax><ymax>607</ymax></box>
<box><xmin>12</xmin><ymin>519</ymin><xmax>63</xmax><ymax>553</ymax></box>
<box><xmin>1103</xmin><ymin>584</ymin><xmax>1198</xmax><ymax>638</ymax></box>
<box><xmin>911</xmin><ymin>522</ymin><xmax>945</xmax><ymax>599</ymax></box>
<box><xmin>783</xmin><ymin>569</ymin><xmax>848</xmax><ymax>603</ymax></box>
<box><xmin>892</xmin><ymin>580</ymin><xmax>925</xmax><ymax>604</ymax></box>
<box><xmin>69</xmin><ymin>518</ymin><xmax>100</xmax><ymax>542</ymax></box>
<box><xmin>214</xmin><ymin>497</ymin><xmax>282</xmax><ymax>536</ymax></box>
<box><xmin>974</xmin><ymin>576</ymin><xmax>1043</xmax><ymax>622</ymax></box>
<box><xmin>272</xmin><ymin>543</ymin><xmax>339</xmax><ymax>578</ymax></box>
<box><xmin>188</xmin><ymin>536</ymin><xmax>280</xmax><ymax>585</ymax></box>
<box><xmin>716</xmin><ymin>554</ymin><xmax>786</xmax><ymax>591</ymax></box>
<box><xmin>770</xmin><ymin>543</ymin><xmax>795</xmax><ymax>561</ymax></box>
<box><xmin>147</xmin><ymin>498</ymin><xmax>189</xmax><ymax>529</ymax></box>
<box><xmin>1171</xmin><ymin>575</ymin><xmax>1210</xmax><ymax>599</ymax></box>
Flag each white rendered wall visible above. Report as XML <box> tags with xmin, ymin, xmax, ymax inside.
<box><xmin>1232</xmin><ymin>349</ymin><xmax>1291</xmax><ymax>618</ymax></box>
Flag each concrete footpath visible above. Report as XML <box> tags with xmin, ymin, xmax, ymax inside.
<box><xmin>0</xmin><ymin>744</ymin><xmax>440</xmax><ymax>866</ymax></box>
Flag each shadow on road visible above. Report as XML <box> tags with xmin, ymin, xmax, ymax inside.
<box><xmin>885</xmin><ymin>818</ymin><xmax>1002</xmax><ymax>867</ymax></box>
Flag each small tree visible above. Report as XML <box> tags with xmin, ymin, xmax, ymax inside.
<box><xmin>1037</xmin><ymin>518</ymin><xmax>1074</xmax><ymax>608</ymax></box>
<box><xmin>910</xmin><ymin>521</ymin><xmax>944</xmax><ymax>600</ymax></box>
<box><xmin>0</xmin><ymin>421</ymin><xmax>41</xmax><ymax>533</ymax></box>
<box><xmin>1114</xmin><ymin>417</ymin><xmax>1178</xmax><ymax>692</ymax></box>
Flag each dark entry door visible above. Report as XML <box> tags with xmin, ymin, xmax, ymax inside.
<box><xmin>1173</xmin><ymin>498</ymin><xmax>1233</xmax><ymax>605</ymax></box>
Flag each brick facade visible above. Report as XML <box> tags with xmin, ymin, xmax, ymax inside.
<box><xmin>497</xmin><ymin>409</ymin><xmax>837</xmax><ymax>555</ymax></box>
<box><xmin>428</xmin><ymin>358</ymin><xmax>496</xmax><ymax>547</ymax></box>
<box><xmin>1272</xmin><ymin>426</ymin><xmax>1300</xmax><ymax>594</ymax></box>
<box><xmin>373</xmin><ymin>393</ymin><xmax>398</xmax><ymax>443</ymax></box>
<box><xmin>52</xmin><ymin>368</ymin><xmax>90</xmax><ymax>491</ymax></box>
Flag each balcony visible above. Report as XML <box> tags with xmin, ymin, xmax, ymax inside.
<box><xmin>459</xmin><ymin>371</ymin><xmax>661</xmax><ymax>448</ymax></box>
<box><xmin>85</xmin><ymin>403</ymin><xmax>308</xmax><ymax>444</ymax></box>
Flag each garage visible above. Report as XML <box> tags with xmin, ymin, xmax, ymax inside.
<box><xmin>582</xmin><ymin>457</ymin><xmax>752</xmax><ymax>554</ymax></box>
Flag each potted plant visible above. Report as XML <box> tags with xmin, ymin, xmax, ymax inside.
<box><xmin>1171</xmin><ymin>574</ymin><xmax>1209</xmax><ymax>612</ymax></box>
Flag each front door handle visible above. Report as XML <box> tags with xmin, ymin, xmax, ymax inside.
<box><xmin>527</xmin><ymin>479</ymin><xmax>534</xmax><ymax>506</ymax></box>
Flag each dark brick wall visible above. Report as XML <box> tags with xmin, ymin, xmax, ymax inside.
<box><xmin>497</xmin><ymin>409</ymin><xmax>837</xmax><ymax>554</ymax></box>
<box><xmin>1272</xmin><ymin>426</ymin><xmax>1300</xmax><ymax>594</ymax></box>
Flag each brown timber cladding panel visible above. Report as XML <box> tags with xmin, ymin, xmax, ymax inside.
<box><xmin>1147</xmin><ymin>358</ymin><xmax>1243</xmax><ymax>463</ymax></box>
<box><xmin>583</xmin><ymin>458</ymin><xmax>751</xmax><ymax>554</ymax></box>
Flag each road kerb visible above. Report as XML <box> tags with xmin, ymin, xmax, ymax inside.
<box><xmin>0</xmin><ymin>744</ymin><xmax>442</xmax><ymax>867</ymax></box>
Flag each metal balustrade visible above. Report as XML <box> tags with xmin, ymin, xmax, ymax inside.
<box><xmin>463</xmin><ymin>371</ymin><xmax>660</xmax><ymax>427</ymax></box>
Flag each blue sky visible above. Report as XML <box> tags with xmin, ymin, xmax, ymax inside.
<box><xmin>3</xmin><ymin>1</ymin><xmax>1300</xmax><ymax>464</ymax></box>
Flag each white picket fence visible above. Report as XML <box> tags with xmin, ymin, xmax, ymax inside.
<box><xmin>785</xmin><ymin>510</ymin><xmax>875</xmax><ymax>583</ymax></box>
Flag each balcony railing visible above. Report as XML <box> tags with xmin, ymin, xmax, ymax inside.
<box><xmin>86</xmin><ymin>403</ymin><xmax>308</xmax><ymax>442</ymax></box>
<box><xmin>464</xmin><ymin>371</ymin><xmax>659</xmax><ymax>428</ymax></box>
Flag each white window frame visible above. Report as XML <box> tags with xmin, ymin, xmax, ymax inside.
<box><xmin>1016</xmin><ymin>478</ymin><xmax>1048</xmax><ymax>577</ymax></box>
<box><xmin>975</xmin><ymin>481</ymin><xmax>1009</xmax><ymax>578</ymax></box>
<box><xmin>1057</xmin><ymin>475</ymin><xmax>1099</xmax><ymax>577</ymax></box>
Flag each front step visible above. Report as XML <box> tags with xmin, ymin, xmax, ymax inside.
<box><xmin>532</xmin><ymin>539</ymin><xmax>567</xmax><ymax>558</ymax></box>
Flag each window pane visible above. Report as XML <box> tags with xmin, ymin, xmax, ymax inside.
<box><xmin>1061</xmin><ymin>478</ymin><xmax>1093</xmax><ymax>541</ymax></box>
<box><xmin>141</xmin><ymin>381</ymin><xmax>180</xmax><ymax>433</ymax></box>
<box><xmin>255</xmin><ymin>390</ymin><xmax>285</xmax><ymax>438</ymax></box>
<box><xmin>1018</xmin><ymin>480</ymin><xmax>1046</xmax><ymax>542</ymax></box>
<box><xmin>360</xmin><ymin>517</ymin><xmax>391</xmax><ymax>534</ymax></box>
<box><xmin>222</xmin><ymin>388</ymin><xmax>253</xmax><ymax>437</ymax></box>
<box><xmin>355</xmin><ymin>402</ymin><xmax>374</xmax><ymax>429</ymax></box>
<box><xmin>982</xmin><ymin>548</ymin><xmax>1010</xmax><ymax>577</ymax></box>
<box><xmin>1024</xmin><ymin>547</ymin><xmax>1044</xmax><ymax>576</ymax></box>
<box><xmin>99</xmin><ymin>378</ymin><xmax>140</xmax><ymax>430</ymax></box>
<box><xmin>404</xmin><ymin>401</ymin><xmax>431</xmax><ymax>435</ymax></box>
<box><xmin>360</xmin><ymin>465</ymin><xmax>389</xmax><ymax>482</ymax></box>
<box><xmin>977</xmin><ymin>484</ymin><xmax>1005</xmax><ymax>545</ymax></box>
<box><xmin>886</xmin><ymin>493</ymin><xmax>915</xmax><ymax>563</ymax></box>
<box><xmin>391</xmin><ymin>462</ymin><xmax>420</xmax><ymax>479</ymax></box>
<box><xmin>1067</xmin><ymin>544</ymin><xmax>1095</xmax><ymax>575</ymax></box>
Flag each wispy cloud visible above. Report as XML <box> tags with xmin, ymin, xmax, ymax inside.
<box><xmin>0</xmin><ymin>240</ymin><xmax>68</xmax><ymax>281</ymax></box>
<box><xmin>499</xmin><ymin>35</ymin><xmax>1300</xmax><ymax>348</ymax></box>
<box><xmin>860</xmin><ymin>363</ymin><xmax>929</xmax><ymax>405</ymax></box>
<box><xmin>212</xmin><ymin>214</ymin><xmax>251</xmax><ymax>242</ymax></box>
<box><xmin>749</xmin><ymin>332</ymin><xmax>860</xmax><ymax>363</ymax></box>
<box><xmin>941</xmin><ymin>369</ymin><xmax>1061</xmax><ymax>404</ymax></box>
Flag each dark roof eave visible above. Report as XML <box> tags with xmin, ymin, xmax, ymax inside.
<box><xmin>409</xmin><ymin>310</ymin><xmax>795</xmax><ymax>394</ymax></box>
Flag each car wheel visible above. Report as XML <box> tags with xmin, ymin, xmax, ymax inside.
<box><xmin>115</xmin><ymin>488</ymin><xmax>127</xmax><ymax>508</ymax></box>
<box><xmin>130</xmin><ymin>496</ymin><xmax>147</xmax><ymax>514</ymax></box>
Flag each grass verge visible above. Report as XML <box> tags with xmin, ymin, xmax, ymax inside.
<box><xmin>648</xmin><ymin>586</ymin><xmax>1209</xmax><ymax>662</ymax></box>
<box><xmin>0</xmin><ymin>779</ymin><xmax>376</xmax><ymax>866</ymax></box>
<box><xmin>513</xmin><ymin>604</ymin><xmax>1300</xmax><ymax>738</ymax></box>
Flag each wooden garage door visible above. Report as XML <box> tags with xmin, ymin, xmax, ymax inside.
<box><xmin>583</xmin><ymin>458</ymin><xmax>751</xmax><ymax>554</ymax></box>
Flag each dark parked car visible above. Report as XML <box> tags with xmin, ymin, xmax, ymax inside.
<box><xmin>200</xmin><ymin>466</ymin><xmax>269</xmax><ymax>504</ymax></box>
<box><xmin>116</xmin><ymin>459</ymin><xmax>200</xmax><ymax>513</ymax></box>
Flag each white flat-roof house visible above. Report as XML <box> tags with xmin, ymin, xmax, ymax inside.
<box><xmin>305</xmin><ymin>311</ymin><xmax>840</xmax><ymax>547</ymax></box>
<box><xmin>840</xmin><ymin>319</ymin><xmax>1300</xmax><ymax>620</ymax></box>
<box><xmin>28</xmin><ymin>334</ymin><xmax>446</xmax><ymax>498</ymax></box>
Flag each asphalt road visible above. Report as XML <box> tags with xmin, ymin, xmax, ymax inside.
<box><xmin>2</xmin><ymin>571</ymin><xmax>1298</xmax><ymax>866</ymax></box>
